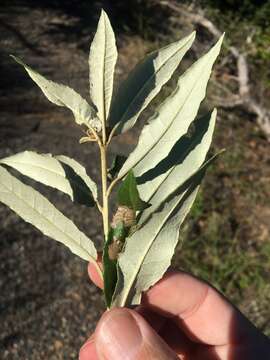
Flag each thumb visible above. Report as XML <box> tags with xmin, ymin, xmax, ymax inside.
<box><xmin>95</xmin><ymin>308</ymin><xmax>177</xmax><ymax>360</ymax></box>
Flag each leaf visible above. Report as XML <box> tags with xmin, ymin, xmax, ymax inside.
<box><xmin>109</xmin><ymin>32</ymin><xmax>196</xmax><ymax>134</ymax></box>
<box><xmin>11</xmin><ymin>55</ymin><xmax>101</xmax><ymax>131</ymax></box>
<box><xmin>102</xmin><ymin>228</ymin><xmax>118</xmax><ymax>308</ymax></box>
<box><xmin>0</xmin><ymin>151</ymin><xmax>98</xmax><ymax>207</ymax></box>
<box><xmin>0</xmin><ymin>165</ymin><xmax>97</xmax><ymax>262</ymax></box>
<box><xmin>117</xmin><ymin>170</ymin><xmax>150</xmax><ymax>212</ymax></box>
<box><xmin>89</xmin><ymin>9</ymin><xmax>117</xmax><ymax>123</ymax></box>
<box><xmin>138</xmin><ymin>109</ymin><xmax>217</xmax><ymax>225</ymax></box>
<box><xmin>56</xmin><ymin>154</ymin><xmax>98</xmax><ymax>203</ymax></box>
<box><xmin>112</xmin><ymin>157</ymin><xmax>217</xmax><ymax>307</ymax></box>
<box><xmin>118</xmin><ymin>35</ymin><xmax>224</xmax><ymax>180</ymax></box>
<box><xmin>103</xmin><ymin>221</ymin><xmax>130</xmax><ymax>307</ymax></box>
<box><xmin>108</xmin><ymin>154</ymin><xmax>127</xmax><ymax>180</ymax></box>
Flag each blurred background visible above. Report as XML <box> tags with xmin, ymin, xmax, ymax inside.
<box><xmin>0</xmin><ymin>0</ymin><xmax>269</xmax><ymax>358</ymax></box>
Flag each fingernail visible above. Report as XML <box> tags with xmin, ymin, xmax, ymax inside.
<box><xmin>96</xmin><ymin>309</ymin><xmax>142</xmax><ymax>360</ymax></box>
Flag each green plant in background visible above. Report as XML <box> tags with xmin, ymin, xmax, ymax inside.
<box><xmin>0</xmin><ymin>10</ymin><xmax>224</xmax><ymax>308</ymax></box>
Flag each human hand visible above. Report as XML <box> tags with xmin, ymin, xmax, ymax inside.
<box><xmin>79</xmin><ymin>263</ymin><xmax>270</xmax><ymax>359</ymax></box>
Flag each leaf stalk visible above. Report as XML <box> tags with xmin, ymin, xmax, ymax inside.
<box><xmin>107</xmin><ymin>177</ymin><xmax>120</xmax><ymax>197</ymax></box>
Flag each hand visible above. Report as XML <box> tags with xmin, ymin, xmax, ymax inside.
<box><xmin>79</xmin><ymin>263</ymin><xmax>270</xmax><ymax>359</ymax></box>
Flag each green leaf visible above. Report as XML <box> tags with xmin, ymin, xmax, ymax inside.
<box><xmin>118</xmin><ymin>35</ymin><xmax>224</xmax><ymax>180</ymax></box>
<box><xmin>89</xmin><ymin>9</ymin><xmax>117</xmax><ymax>122</ymax></box>
<box><xmin>103</xmin><ymin>229</ymin><xmax>118</xmax><ymax>308</ymax></box>
<box><xmin>112</xmin><ymin>157</ymin><xmax>218</xmax><ymax>307</ymax></box>
<box><xmin>11</xmin><ymin>55</ymin><xmax>101</xmax><ymax>131</ymax></box>
<box><xmin>117</xmin><ymin>170</ymin><xmax>150</xmax><ymax>211</ymax></box>
<box><xmin>138</xmin><ymin>109</ymin><xmax>217</xmax><ymax>225</ymax></box>
<box><xmin>103</xmin><ymin>221</ymin><xmax>128</xmax><ymax>308</ymax></box>
<box><xmin>0</xmin><ymin>151</ymin><xmax>98</xmax><ymax>207</ymax></box>
<box><xmin>108</xmin><ymin>154</ymin><xmax>127</xmax><ymax>180</ymax></box>
<box><xmin>109</xmin><ymin>32</ymin><xmax>196</xmax><ymax>134</ymax></box>
<box><xmin>0</xmin><ymin>165</ymin><xmax>97</xmax><ymax>262</ymax></box>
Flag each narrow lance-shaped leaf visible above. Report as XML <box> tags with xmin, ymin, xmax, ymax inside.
<box><xmin>0</xmin><ymin>151</ymin><xmax>98</xmax><ymax>207</ymax></box>
<box><xmin>112</xmin><ymin>156</ymin><xmax>218</xmax><ymax>307</ymax></box>
<box><xmin>56</xmin><ymin>154</ymin><xmax>98</xmax><ymax>204</ymax></box>
<box><xmin>0</xmin><ymin>166</ymin><xmax>97</xmax><ymax>262</ymax></box>
<box><xmin>102</xmin><ymin>227</ymin><xmax>119</xmax><ymax>308</ymax></box>
<box><xmin>89</xmin><ymin>9</ymin><xmax>117</xmax><ymax>123</ymax></box>
<box><xmin>108</xmin><ymin>154</ymin><xmax>127</xmax><ymax>180</ymax></box>
<box><xmin>117</xmin><ymin>170</ymin><xmax>150</xmax><ymax>212</ymax></box>
<box><xmin>109</xmin><ymin>31</ymin><xmax>196</xmax><ymax>134</ymax></box>
<box><xmin>138</xmin><ymin>109</ymin><xmax>217</xmax><ymax>225</ymax></box>
<box><xmin>11</xmin><ymin>55</ymin><xmax>101</xmax><ymax>131</ymax></box>
<box><xmin>118</xmin><ymin>35</ymin><xmax>224</xmax><ymax>180</ymax></box>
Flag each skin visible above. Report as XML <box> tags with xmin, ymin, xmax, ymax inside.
<box><xmin>79</xmin><ymin>259</ymin><xmax>270</xmax><ymax>360</ymax></box>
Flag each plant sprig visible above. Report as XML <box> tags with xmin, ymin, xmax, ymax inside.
<box><xmin>0</xmin><ymin>9</ymin><xmax>224</xmax><ymax>309</ymax></box>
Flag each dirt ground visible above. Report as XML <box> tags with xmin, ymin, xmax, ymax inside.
<box><xmin>1</xmin><ymin>1</ymin><xmax>270</xmax><ymax>359</ymax></box>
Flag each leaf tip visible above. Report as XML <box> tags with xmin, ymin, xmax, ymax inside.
<box><xmin>181</xmin><ymin>30</ymin><xmax>196</xmax><ymax>46</ymax></box>
<box><xmin>100</xmin><ymin>8</ymin><xmax>109</xmax><ymax>21</ymax></box>
<box><xmin>10</xmin><ymin>55</ymin><xmax>27</xmax><ymax>69</ymax></box>
<box><xmin>217</xmin><ymin>32</ymin><xmax>225</xmax><ymax>46</ymax></box>
<box><xmin>219</xmin><ymin>148</ymin><xmax>226</xmax><ymax>155</ymax></box>
<box><xmin>10</xmin><ymin>54</ymin><xmax>19</xmax><ymax>63</ymax></box>
<box><xmin>208</xmin><ymin>33</ymin><xmax>224</xmax><ymax>58</ymax></box>
<box><xmin>100</xmin><ymin>8</ymin><xmax>105</xmax><ymax>17</ymax></box>
<box><xmin>190</xmin><ymin>30</ymin><xmax>196</xmax><ymax>40</ymax></box>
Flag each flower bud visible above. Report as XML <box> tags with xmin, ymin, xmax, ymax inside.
<box><xmin>111</xmin><ymin>205</ymin><xmax>135</xmax><ymax>229</ymax></box>
<box><xmin>108</xmin><ymin>240</ymin><xmax>123</xmax><ymax>260</ymax></box>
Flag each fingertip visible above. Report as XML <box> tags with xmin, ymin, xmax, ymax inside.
<box><xmin>95</xmin><ymin>308</ymin><xmax>177</xmax><ymax>360</ymax></box>
<box><xmin>95</xmin><ymin>308</ymin><xmax>142</xmax><ymax>359</ymax></box>
<box><xmin>88</xmin><ymin>256</ymin><xmax>103</xmax><ymax>289</ymax></box>
<box><xmin>79</xmin><ymin>338</ymin><xmax>98</xmax><ymax>360</ymax></box>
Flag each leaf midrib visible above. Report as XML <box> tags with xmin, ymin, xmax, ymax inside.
<box><xmin>101</xmin><ymin>12</ymin><xmax>107</xmax><ymax>123</ymax></box>
<box><xmin>24</xmin><ymin>62</ymin><xmax>92</xmax><ymax>124</ymax></box>
<box><xmin>115</xmin><ymin>36</ymin><xmax>193</xmax><ymax>131</ymax></box>
<box><xmin>2</xmin><ymin>158</ymin><xmax>93</xmax><ymax>199</ymax></box>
